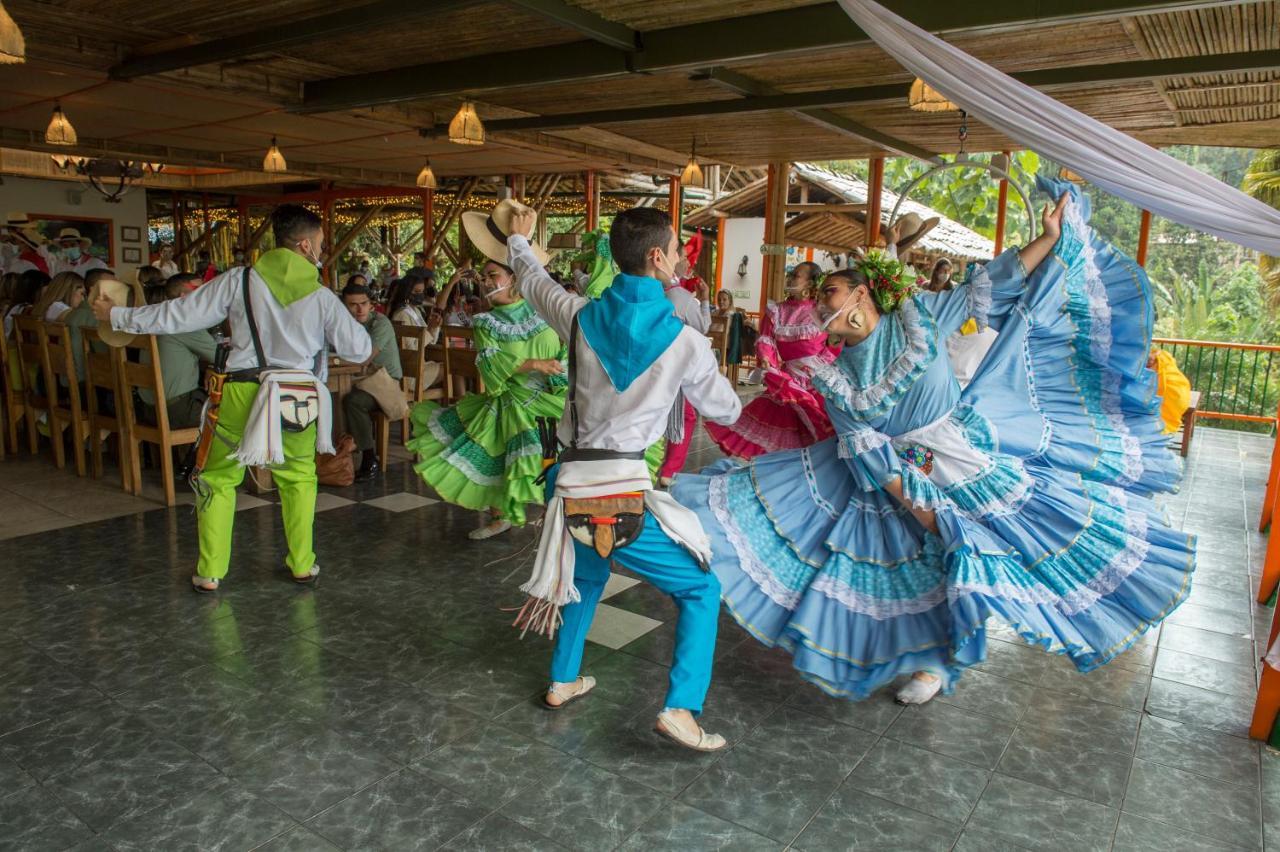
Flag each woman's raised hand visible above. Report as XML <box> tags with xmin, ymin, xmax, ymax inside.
<box><xmin>1041</xmin><ymin>194</ymin><xmax>1069</xmax><ymax>241</ymax></box>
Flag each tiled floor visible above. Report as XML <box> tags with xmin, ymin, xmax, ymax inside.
<box><xmin>0</xmin><ymin>425</ymin><xmax>1277</xmax><ymax>851</ymax></box>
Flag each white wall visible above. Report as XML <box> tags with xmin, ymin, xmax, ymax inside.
<box><xmin>2</xmin><ymin>175</ymin><xmax>148</xmax><ymax>276</ymax></box>
<box><xmin>719</xmin><ymin>217</ymin><xmax>765</xmax><ymax>311</ymax></box>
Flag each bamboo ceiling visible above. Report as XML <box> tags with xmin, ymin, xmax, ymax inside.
<box><xmin>0</xmin><ymin>0</ymin><xmax>1275</xmax><ymax>192</ymax></box>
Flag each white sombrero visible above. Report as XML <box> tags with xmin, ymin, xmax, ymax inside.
<box><xmin>462</xmin><ymin>199</ymin><xmax>550</xmax><ymax>267</ymax></box>
<box><xmin>57</xmin><ymin>227</ymin><xmax>92</xmax><ymax>248</ymax></box>
<box><xmin>91</xmin><ymin>278</ymin><xmax>146</xmax><ymax>347</ymax></box>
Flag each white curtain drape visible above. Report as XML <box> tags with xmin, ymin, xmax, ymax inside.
<box><xmin>837</xmin><ymin>0</ymin><xmax>1280</xmax><ymax>257</ymax></box>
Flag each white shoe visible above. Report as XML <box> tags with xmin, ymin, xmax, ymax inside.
<box><xmin>895</xmin><ymin>673</ymin><xmax>943</xmax><ymax>705</ymax></box>
<box><xmin>654</xmin><ymin>709</ymin><xmax>727</xmax><ymax>752</ymax></box>
<box><xmin>468</xmin><ymin>519</ymin><xmax>512</xmax><ymax>540</ymax></box>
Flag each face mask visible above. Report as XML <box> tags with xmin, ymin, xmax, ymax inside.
<box><xmin>64</xmin><ymin>246</ymin><xmax>82</xmax><ymax>261</ymax></box>
<box><xmin>653</xmin><ymin>245</ymin><xmax>679</xmax><ymax>284</ymax></box>
<box><xmin>819</xmin><ymin>290</ymin><xmax>858</xmax><ymax>331</ymax></box>
<box><xmin>299</xmin><ymin>240</ymin><xmax>323</xmax><ymax>269</ymax></box>
<box><xmin>233</xmin><ymin>254</ymin><xmax>245</xmax><ymax>264</ymax></box>
<box><xmin>483</xmin><ymin>284</ymin><xmax>511</xmax><ymax>300</ymax></box>
<box><xmin>409</xmin><ymin>293</ymin><xmax>425</xmax><ymax>305</ymax></box>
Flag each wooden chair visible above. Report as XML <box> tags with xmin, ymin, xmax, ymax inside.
<box><xmin>13</xmin><ymin>315</ymin><xmax>62</xmax><ymax>467</ymax></box>
<box><xmin>393</xmin><ymin>321</ymin><xmax>448</xmax><ymax>446</ymax></box>
<box><xmin>1178</xmin><ymin>390</ymin><xmax>1200</xmax><ymax>458</ymax></box>
<box><xmin>442</xmin><ymin>325</ymin><xmax>483</xmax><ymax>402</ymax></box>
<box><xmin>118</xmin><ymin>334</ymin><xmax>202</xmax><ymax>506</ymax></box>
<box><xmin>44</xmin><ymin>321</ymin><xmax>93</xmax><ymax>477</ymax></box>
<box><xmin>0</xmin><ymin>331</ymin><xmax>27</xmax><ymax>455</ymax></box>
<box><xmin>707</xmin><ymin>319</ymin><xmax>730</xmax><ymax>376</ymax></box>
<box><xmin>81</xmin><ymin>327</ymin><xmax>132</xmax><ymax>492</ymax></box>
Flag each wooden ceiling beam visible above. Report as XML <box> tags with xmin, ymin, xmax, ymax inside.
<box><xmin>298</xmin><ymin>0</ymin><xmax>1246</xmax><ymax>112</ymax></box>
<box><xmin>110</xmin><ymin>0</ymin><xmax>475</xmax><ymax>80</ymax></box>
<box><xmin>505</xmin><ymin>0</ymin><xmax>637</xmax><ymax>51</ymax></box>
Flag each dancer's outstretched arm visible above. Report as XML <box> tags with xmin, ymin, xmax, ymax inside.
<box><xmin>1017</xmin><ymin>194</ymin><xmax>1068</xmax><ymax>275</ymax></box>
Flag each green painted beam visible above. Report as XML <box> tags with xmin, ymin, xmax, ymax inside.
<box><xmin>506</xmin><ymin>0</ymin><xmax>637</xmax><ymax>51</ymax></box>
<box><xmin>300</xmin><ymin>0</ymin><xmax>1234</xmax><ymax>112</ymax></box>
<box><xmin>110</xmin><ymin>0</ymin><xmax>474</xmax><ymax>80</ymax></box>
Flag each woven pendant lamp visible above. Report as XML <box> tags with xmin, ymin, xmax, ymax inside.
<box><xmin>262</xmin><ymin>137</ymin><xmax>287</xmax><ymax>172</ymax></box>
<box><xmin>416</xmin><ymin>158</ymin><xmax>438</xmax><ymax>189</ymax></box>
<box><xmin>0</xmin><ymin>1</ymin><xmax>25</xmax><ymax>64</ymax></box>
<box><xmin>44</xmin><ymin>103</ymin><xmax>77</xmax><ymax>145</ymax></box>
<box><xmin>680</xmin><ymin>137</ymin><xmax>703</xmax><ymax>187</ymax></box>
<box><xmin>448</xmin><ymin>102</ymin><xmax>484</xmax><ymax>146</ymax></box>
<box><xmin>908</xmin><ymin>78</ymin><xmax>957</xmax><ymax>112</ymax></box>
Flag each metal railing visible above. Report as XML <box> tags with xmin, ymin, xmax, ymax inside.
<box><xmin>1153</xmin><ymin>338</ymin><xmax>1280</xmax><ymax>429</ymax></box>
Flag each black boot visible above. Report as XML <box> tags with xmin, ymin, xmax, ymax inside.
<box><xmin>354</xmin><ymin>449</ymin><xmax>380</xmax><ymax>481</ymax></box>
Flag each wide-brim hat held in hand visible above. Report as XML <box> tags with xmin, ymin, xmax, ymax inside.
<box><xmin>92</xmin><ymin>278</ymin><xmax>146</xmax><ymax>347</ymax></box>
<box><xmin>462</xmin><ymin>199</ymin><xmax>550</xmax><ymax>267</ymax></box>
<box><xmin>889</xmin><ymin>212</ymin><xmax>940</xmax><ymax>253</ymax></box>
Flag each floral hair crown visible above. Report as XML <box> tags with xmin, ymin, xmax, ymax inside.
<box><xmin>855</xmin><ymin>249</ymin><xmax>917</xmax><ymax>313</ymax></box>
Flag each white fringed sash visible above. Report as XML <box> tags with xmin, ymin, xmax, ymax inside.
<box><xmin>231</xmin><ymin>369</ymin><xmax>333</xmax><ymax>466</ymax></box>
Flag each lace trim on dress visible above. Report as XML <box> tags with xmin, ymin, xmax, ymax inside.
<box><xmin>812</xmin><ymin>568</ymin><xmax>947</xmax><ymax>619</ymax></box>
<box><xmin>801</xmin><ymin>448</ymin><xmax>839</xmax><ymax>520</ymax></box>
<box><xmin>472</xmin><ymin>303</ymin><xmax>550</xmax><ymax>341</ymax></box>
<box><xmin>709</xmin><ymin>475</ymin><xmax>802</xmax><ymax>610</ymax></box>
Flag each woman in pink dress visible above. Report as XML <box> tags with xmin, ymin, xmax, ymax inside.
<box><xmin>705</xmin><ymin>262</ymin><xmax>839</xmax><ymax>458</ymax></box>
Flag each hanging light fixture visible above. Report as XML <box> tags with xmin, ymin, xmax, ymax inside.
<box><xmin>262</xmin><ymin>137</ymin><xmax>287</xmax><ymax>172</ymax></box>
<box><xmin>415</xmin><ymin>158</ymin><xmax>438</xmax><ymax>189</ymax></box>
<box><xmin>448</xmin><ymin>102</ymin><xmax>484</xmax><ymax>146</ymax></box>
<box><xmin>0</xmin><ymin>1</ymin><xmax>26</xmax><ymax>64</ymax></box>
<box><xmin>44</xmin><ymin>102</ymin><xmax>77</xmax><ymax>146</ymax></box>
<box><xmin>907</xmin><ymin>78</ymin><xmax>957</xmax><ymax>113</ymax></box>
<box><xmin>680</xmin><ymin>137</ymin><xmax>704</xmax><ymax>187</ymax></box>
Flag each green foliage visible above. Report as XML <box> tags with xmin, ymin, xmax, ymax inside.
<box><xmin>1244</xmin><ymin>148</ymin><xmax>1280</xmax><ymax>299</ymax></box>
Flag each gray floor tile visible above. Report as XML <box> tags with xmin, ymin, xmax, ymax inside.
<box><xmin>1113</xmin><ymin>812</ymin><xmax>1250</xmax><ymax>851</ymax></box>
<box><xmin>1159</xmin><ymin>623</ymin><xmax>1259</xmax><ymax>667</ymax></box>
<box><xmin>679</xmin><ymin>742</ymin><xmax>848</xmax><ymax>844</ymax></box>
<box><xmin>1020</xmin><ymin>688</ymin><xmax>1142</xmax><ymax>754</ymax></box>
<box><xmin>333</xmin><ymin>693</ymin><xmax>485</xmax><ymax>766</ymax></box>
<box><xmin>997</xmin><ymin>723</ymin><xmax>1133</xmax><ymax>806</ymax></box>
<box><xmin>1123</xmin><ymin>757</ymin><xmax>1262</xmax><ymax>848</ymax></box>
<box><xmin>968</xmin><ymin>774</ymin><xmax>1118</xmax><ymax>852</ymax></box>
<box><xmin>101</xmin><ymin>777</ymin><xmax>297</xmax><ymax>852</ymax></box>
<box><xmin>1154</xmin><ymin>647</ymin><xmax>1257</xmax><ymax>698</ymax></box>
<box><xmin>1037</xmin><ymin>656</ymin><xmax>1152</xmax><ymax>710</ymax></box>
<box><xmin>739</xmin><ymin>705</ymin><xmax>877</xmax><ymax>774</ymax></box>
<box><xmin>228</xmin><ymin>728</ymin><xmax>400</xmax><ymax>821</ymax></box>
<box><xmin>845</xmin><ymin>738</ymin><xmax>990</xmax><ymax>823</ymax></box>
<box><xmin>793</xmin><ymin>787</ymin><xmax>960</xmax><ymax>852</ymax></box>
<box><xmin>304</xmin><ymin>769</ymin><xmax>489</xmax><ymax>852</ymax></box>
<box><xmin>501</xmin><ymin>761</ymin><xmax>668</xmax><ymax>851</ymax></box>
<box><xmin>1166</xmin><ymin>602</ymin><xmax>1253</xmax><ymax>636</ymax></box>
<box><xmin>1145</xmin><ymin>677</ymin><xmax>1254</xmax><ymax>739</ymax></box>
<box><xmin>442</xmin><ymin>814</ymin><xmax>565</xmax><ymax>851</ymax></box>
<box><xmin>786</xmin><ymin>687</ymin><xmax>904</xmax><ymax>734</ymax></box>
<box><xmin>1136</xmin><ymin>714</ymin><xmax>1261</xmax><ymax>787</ymax></box>
<box><xmin>971</xmin><ymin>638</ymin><xmax>1050</xmax><ymax>685</ymax></box>
<box><xmin>885</xmin><ymin>701</ymin><xmax>1016</xmax><ymax>769</ymax></box>
<box><xmin>0</xmin><ymin>784</ymin><xmax>96</xmax><ymax>852</ymax></box>
<box><xmin>574</xmin><ymin>705</ymin><xmax>727</xmax><ymax>794</ymax></box>
<box><xmin>937</xmin><ymin>668</ymin><xmax>1037</xmax><ymax>721</ymax></box>
<box><xmin>951</xmin><ymin>826</ymin><xmax>1035</xmax><ymax>851</ymax></box>
<box><xmin>250</xmin><ymin>825</ymin><xmax>342</xmax><ymax>852</ymax></box>
<box><xmin>414</xmin><ymin>723</ymin><xmax>578</xmax><ymax>806</ymax></box>
<box><xmin>616</xmin><ymin>801</ymin><xmax>780</xmax><ymax>851</ymax></box>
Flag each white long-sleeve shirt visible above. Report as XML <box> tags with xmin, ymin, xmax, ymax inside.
<box><xmin>664</xmin><ymin>284</ymin><xmax>712</xmax><ymax>333</ymax></box>
<box><xmin>108</xmin><ymin>266</ymin><xmax>370</xmax><ymax>381</ymax></box>
<box><xmin>508</xmin><ymin>234</ymin><xmax>740</xmax><ymax>453</ymax></box>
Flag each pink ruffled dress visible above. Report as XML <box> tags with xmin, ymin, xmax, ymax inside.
<box><xmin>705</xmin><ymin>298</ymin><xmax>839</xmax><ymax>458</ymax></box>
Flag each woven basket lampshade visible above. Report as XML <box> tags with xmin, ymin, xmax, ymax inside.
<box><xmin>448</xmin><ymin>102</ymin><xmax>485</xmax><ymax>146</ymax></box>
<box><xmin>262</xmin><ymin>137</ymin><xmax>287</xmax><ymax>173</ymax></box>
<box><xmin>0</xmin><ymin>1</ymin><xmax>25</xmax><ymax>64</ymax></box>
<box><xmin>1058</xmin><ymin>166</ymin><xmax>1086</xmax><ymax>184</ymax></box>
<box><xmin>416</xmin><ymin>159</ymin><xmax>439</xmax><ymax>189</ymax></box>
<box><xmin>44</xmin><ymin>103</ymin><xmax>76</xmax><ymax>145</ymax></box>
<box><xmin>908</xmin><ymin>78</ymin><xmax>957</xmax><ymax>113</ymax></box>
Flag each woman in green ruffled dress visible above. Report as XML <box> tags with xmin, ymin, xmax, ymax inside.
<box><xmin>407</xmin><ymin>259</ymin><xmax>567</xmax><ymax>539</ymax></box>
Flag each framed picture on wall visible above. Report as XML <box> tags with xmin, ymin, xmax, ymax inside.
<box><xmin>122</xmin><ymin>247</ymin><xmax>142</xmax><ymax>264</ymax></box>
<box><xmin>27</xmin><ymin>214</ymin><xmax>114</xmax><ymax>266</ymax></box>
<box><xmin>121</xmin><ymin>226</ymin><xmax>142</xmax><ymax>243</ymax></box>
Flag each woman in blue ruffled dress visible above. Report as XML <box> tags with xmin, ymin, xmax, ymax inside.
<box><xmin>673</xmin><ymin>177</ymin><xmax>1195</xmax><ymax>704</ymax></box>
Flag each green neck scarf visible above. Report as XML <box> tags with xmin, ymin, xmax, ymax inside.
<box><xmin>253</xmin><ymin>248</ymin><xmax>323</xmax><ymax>307</ymax></box>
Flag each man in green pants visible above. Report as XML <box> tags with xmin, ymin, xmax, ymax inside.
<box><xmin>93</xmin><ymin>205</ymin><xmax>370</xmax><ymax>592</ymax></box>
<box><xmin>340</xmin><ymin>282</ymin><xmax>402</xmax><ymax>481</ymax></box>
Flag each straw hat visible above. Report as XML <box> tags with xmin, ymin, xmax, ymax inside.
<box><xmin>57</xmin><ymin>227</ymin><xmax>92</xmax><ymax>248</ymax></box>
<box><xmin>462</xmin><ymin>199</ymin><xmax>550</xmax><ymax>266</ymax></box>
<box><xmin>4</xmin><ymin>212</ymin><xmax>39</xmax><ymax>244</ymax></box>
<box><xmin>91</xmin><ymin>278</ymin><xmax>146</xmax><ymax>347</ymax></box>
<box><xmin>890</xmin><ymin>212</ymin><xmax>940</xmax><ymax>253</ymax></box>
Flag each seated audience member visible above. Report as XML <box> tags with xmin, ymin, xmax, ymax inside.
<box><xmin>168</xmin><ymin>271</ymin><xmax>202</xmax><ymax>296</ymax></box>
<box><xmin>341</xmin><ymin>283</ymin><xmax>403</xmax><ymax>480</ymax></box>
<box><xmin>197</xmin><ymin>250</ymin><xmax>218</xmax><ymax>283</ymax></box>
<box><xmin>134</xmin><ymin>276</ymin><xmax>219</xmax><ymax>430</ymax></box>
<box><xmin>65</xmin><ymin>267</ymin><xmax>117</xmax><ymax>380</ymax></box>
<box><xmin>33</xmin><ymin>271</ymin><xmax>86</xmax><ymax>321</ymax></box>
<box><xmin>1149</xmin><ymin>348</ymin><xmax>1192</xmax><ymax>435</ymax></box>
<box><xmin>3</xmin><ymin>270</ymin><xmax>48</xmax><ymax>337</ymax></box>
<box><xmin>152</xmin><ymin>243</ymin><xmax>180</xmax><ymax>278</ymax></box>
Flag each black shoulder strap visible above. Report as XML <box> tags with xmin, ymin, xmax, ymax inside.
<box><xmin>568</xmin><ymin>310</ymin><xmax>580</xmax><ymax>449</ymax></box>
<box><xmin>241</xmin><ymin>266</ymin><xmax>266</xmax><ymax>370</ymax></box>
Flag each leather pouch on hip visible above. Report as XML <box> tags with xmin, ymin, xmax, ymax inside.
<box><xmin>564</xmin><ymin>493</ymin><xmax>646</xmax><ymax>559</ymax></box>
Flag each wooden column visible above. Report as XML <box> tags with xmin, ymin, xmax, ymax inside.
<box><xmin>1137</xmin><ymin>209</ymin><xmax>1153</xmax><ymax>267</ymax></box>
<box><xmin>993</xmin><ymin>150</ymin><xmax>1010</xmax><ymax>256</ymax></box>
<box><xmin>760</xmin><ymin>161</ymin><xmax>790</xmax><ymax>315</ymax></box>
<box><xmin>322</xmin><ymin>187</ymin><xmax>335</xmax><ymax>287</ymax></box>
<box><xmin>866</xmin><ymin>157</ymin><xmax>884</xmax><ymax>248</ymax></box>
<box><xmin>507</xmin><ymin>174</ymin><xmax>526</xmax><ymax>202</ymax></box>
<box><xmin>236</xmin><ymin>200</ymin><xmax>248</xmax><ymax>253</ymax></box>
<box><xmin>668</xmin><ymin>176</ymin><xmax>682</xmax><ymax>231</ymax></box>
<box><xmin>173</xmin><ymin>193</ymin><xmax>187</xmax><ymax>271</ymax></box>
<box><xmin>422</xmin><ymin>190</ymin><xmax>434</xmax><ymax>268</ymax></box>
<box><xmin>584</xmin><ymin>170</ymin><xmax>598</xmax><ymax>232</ymax></box>
<box><xmin>714</xmin><ymin>221</ymin><xmax>726</xmax><ymax>297</ymax></box>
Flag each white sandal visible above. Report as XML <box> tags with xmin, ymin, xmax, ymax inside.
<box><xmin>292</xmin><ymin>564</ymin><xmax>320</xmax><ymax>585</ymax></box>
<box><xmin>654</xmin><ymin>710</ymin><xmax>727</xmax><ymax>752</ymax></box>
<box><xmin>895</xmin><ymin>673</ymin><xmax>943</xmax><ymax>705</ymax></box>
<box><xmin>191</xmin><ymin>575</ymin><xmax>220</xmax><ymax>594</ymax></box>
<box><xmin>468</xmin><ymin>518</ymin><xmax>512</xmax><ymax>540</ymax></box>
<box><xmin>543</xmin><ymin>676</ymin><xmax>596</xmax><ymax>710</ymax></box>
